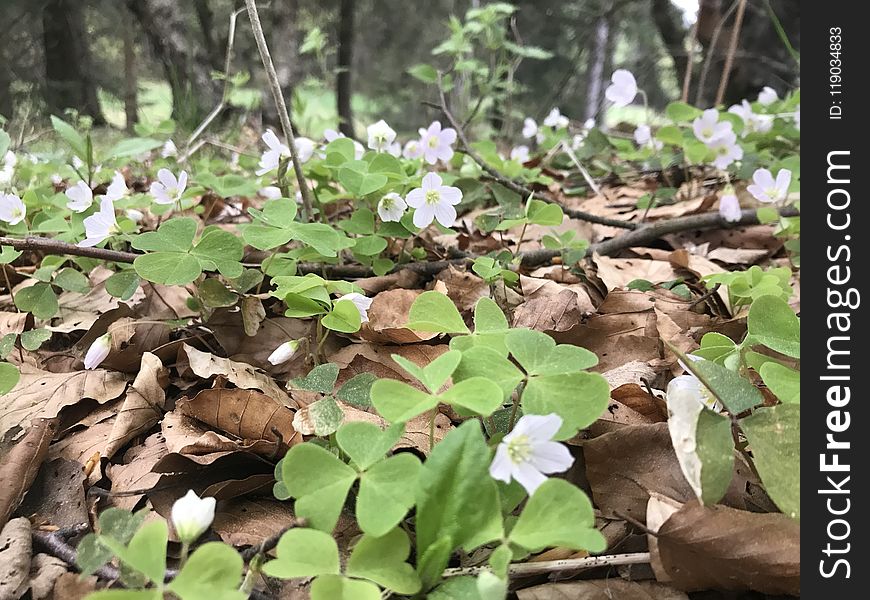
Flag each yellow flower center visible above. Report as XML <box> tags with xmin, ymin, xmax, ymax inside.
<box><xmin>507</xmin><ymin>434</ymin><xmax>531</xmax><ymax>464</ymax></box>
<box><xmin>425</xmin><ymin>190</ymin><xmax>440</xmax><ymax>205</ymax></box>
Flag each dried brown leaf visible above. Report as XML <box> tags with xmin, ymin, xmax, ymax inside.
<box><xmin>517</xmin><ymin>579</ymin><xmax>689</xmax><ymax>600</ymax></box>
<box><xmin>360</xmin><ymin>288</ymin><xmax>438</xmax><ymax>344</ymax></box>
<box><xmin>103</xmin><ymin>353</ymin><xmax>167</xmax><ymax>459</ymax></box>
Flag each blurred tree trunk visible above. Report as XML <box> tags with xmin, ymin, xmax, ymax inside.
<box><xmin>41</xmin><ymin>0</ymin><xmax>104</xmax><ymax>123</ymax></box>
<box><xmin>336</xmin><ymin>0</ymin><xmax>355</xmax><ymax>136</ymax></box>
<box><xmin>123</xmin><ymin>20</ymin><xmax>138</xmax><ymax>132</ymax></box>
<box><xmin>263</xmin><ymin>0</ymin><xmax>301</xmax><ymax>128</ymax></box>
<box><xmin>194</xmin><ymin>0</ymin><xmax>222</xmax><ymax>71</ymax></box>
<box><xmin>0</xmin><ymin>55</ymin><xmax>12</xmax><ymax>121</ymax></box>
<box><xmin>651</xmin><ymin>0</ymin><xmax>689</xmax><ymax>91</ymax></box>
<box><xmin>126</xmin><ymin>0</ymin><xmax>220</xmax><ymax>127</ymax></box>
<box><xmin>583</xmin><ymin>5</ymin><xmax>612</xmax><ymax>123</ymax></box>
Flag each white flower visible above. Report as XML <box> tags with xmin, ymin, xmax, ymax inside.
<box><xmin>419</xmin><ymin>121</ymin><xmax>457</xmax><ymax>165</ymax></box>
<box><xmin>125</xmin><ymin>208</ymin><xmax>144</xmax><ymax>223</ymax></box>
<box><xmin>84</xmin><ymin>333</ymin><xmax>112</xmax><ymax>369</ymax></box>
<box><xmin>72</xmin><ymin>155</ymin><xmax>84</xmax><ymax>170</ymax></box>
<box><xmin>259</xmin><ymin>186</ymin><xmax>283</xmax><ymax>200</ymax></box>
<box><xmin>543</xmin><ymin>107</ymin><xmax>569</xmax><ymax>129</ymax></box>
<box><xmin>171</xmin><ymin>490</ymin><xmax>216</xmax><ymax>544</ymax></box>
<box><xmin>718</xmin><ymin>193</ymin><xmax>741</xmax><ymax>222</ymax></box>
<box><xmin>489</xmin><ymin>413</ymin><xmax>573</xmax><ymax>495</ymax></box>
<box><xmin>406</xmin><ymin>172</ymin><xmax>462</xmax><ymax>228</ymax></box>
<box><xmin>378</xmin><ymin>192</ymin><xmax>407</xmax><ymax>222</ymax></box>
<box><xmin>268</xmin><ymin>340</ymin><xmax>301</xmax><ymax>365</ymax></box>
<box><xmin>0</xmin><ymin>193</ymin><xmax>26</xmax><ymax>225</ymax></box>
<box><xmin>604</xmin><ymin>69</ymin><xmax>637</xmax><ymax>107</ymax></box>
<box><xmin>161</xmin><ymin>140</ymin><xmax>178</xmax><ymax>158</ymax></box>
<box><xmin>692</xmin><ymin>109</ymin><xmax>732</xmax><ymax>145</ymax></box>
<box><xmin>105</xmin><ymin>171</ymin><xmax>129</xmax><ymax>201</ymax></box>
<box><xmin>757</xmin><ymin>86</ymin><xmax>778</xmax><ymax>106</ymax></box>
<box><xmin>79</xmin><ymin>197</ymin><xmax>119</xmax><ymax>247</ymax></box>
<box><xmin>340</xmin><ymin>292</ymin><xmax>373</xmax><ymax>323</ymax></box>
<box><xmin>0</xmin><ymin>151</ymin><xmax>16</xmax><ymax>185</ymax></box>
<box><xmin>65</xmin><ymin>181</ymin><xmax>94</xmax><ymax>212</ymax></box>
<box><xmin>708</xmin><ymin>131</ymin><xmax>743</xmax><ymax>169</ymax></box>
<box><xmin>510</xmin><ymin>145</ymin><xmax>530</xmax><ymax>163</ymax></box>
<box><xmin>747</xmin><ymin>168</ymin><xmax>792</xmax><ymax>204</ymax></box>
<box><xmin>324</xmin><ymin>129</ymin><xmax>365</xmax><ymax>159</ymax></box>
<box><xmin>403</xmin><ymin>139</ymin><xmax>423</xmax><ymax>160</ymax></box>
<box><xmin>294</xmin><ymin>137</ymin><xmax>316</xmax><ymax>163</ymax></box>
<box><xmin>583</xmin><ymin>118</ymin><xmax>596</xmax><ymax>130</ymax></box>
<box><xmin>256</xmin><ymin>129</ymin><xmax>290</xmax><ymax>176</ymax></box>
<box><xmin>150</xmin><ymin>168</ymin><xmax>188</xmax><ymax>205</ymax></box>
<box><xmin>666</xmin><ymin>374</ymin><xmax>712</xmax><ymax>500</ymax></box>
<box><xmin>571</xmin><ymin>134</ymin><xmax>586</xmax><ymax>150</ymax></box>
<box><xmin>794</xmin><ymin>105</ymin><xmax>800</xmax><ymax>130</ymax></box>
<box><xmin>367</xmin><ymin>119</ymin><xmax>397</xmax><ymax>152</ymax></box>
<box><xmin>634</xmin><ymin>124</ymin><xmax>663</xmax><ymax>150</ymax></box>
<box><xmin>522</xmin><ymin>118</ymin><xmax>539</xmax><ymax>141</ymax></box>
<box><xmin>728</xmin><ymin>100</ymin><xmax>772</xmax><ymax>136</ymax></box>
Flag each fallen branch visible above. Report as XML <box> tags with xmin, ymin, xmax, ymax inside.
<box><xmin>433</xmin><ymin>74</ymin><xmax>636</xmax><ymax>230</ymax></box>
<box><xmin>1</xmin><ymin>206</ymin><xmax>799</xmax><ymax>279</ymax></box>
<box><xmin>442</xmin><ymin>552</ymin><xmax>651</xmax><ymax>579</ymax></box>
<box><xmin>244</xmin><ymin>0</ymin><xmax>314</xmax><ymax>222</ymax></box>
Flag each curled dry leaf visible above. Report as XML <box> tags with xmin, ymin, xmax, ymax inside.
<box><xmin>647</xmin><ymin>497</ymin><xmax>799</xmax><ymax>596</ymax></box>
<box><xmin>162</xmin><ymin>412</ymin><xmax>279</xmax><ymax>457</ymax></box>
<box><xmin>106</xmin><ymin>432</ymin><xmax>167</xmax><ymax>511</ymax></box>
<box><xmin>176</xmin><ymin>387</ymin><xmax>300</xmax><ymax>452</ymax></box>
<box><xmin>103</xmin><ymin>352</ymin><xmax>167</xmax><ymax>459</ymax></box>
<box><xmin>179</xmin><ymin>343</ymin><xmax>292</xmax><ymax>407</ymax></box>
<box><xmin>0</xmin><ymin>367</ymin><xmax>125</xmax><ymax>438</ymax></box>
<box><xmin>208</xmin><ymin>311</ymin><xmax>314</xmax><ymax>376</ymax></box>
<box><xmin>360</xmin><ymin>288</ymin><xmax>439</xmax><ymax>344</ymax></box>
<box><xmin>516</xmin><ymin>579</ymin><xmax>689</xmax><ymax>600</ymax></box>
<box><xmin>212</xmin><ymin>497</ymin><xmax>297</xmax><ymax>547</ymax></box>
<box><xmin>513</xmin><ymin>287</ymin><xmax>584</xmax><ymax>333</ymax></box>
<box><xmin>433</xmin><ymin>266</ymin><xmax>489</xmax><ymax>314</ymax></box>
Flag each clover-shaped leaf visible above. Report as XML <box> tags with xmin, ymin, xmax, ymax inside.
<box><xmin>346</xmin><ymin>528</ymin><xmax>421</xmax><ymax>594</ymax></box>
<box><xmin>262</xmin><ymin>528</ymin><xmax>340</xmax><ymax>579</ymax></box>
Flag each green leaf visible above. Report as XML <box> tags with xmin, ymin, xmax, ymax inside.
<box><xmin>416</xmin><ymin>537</ymin><xmax>454</xmax><ymax>592</ymax></box>
<box><xmin>310</xmin><ymin>575</ymin><xmax>381</xmax><ymax>600</ymax></box>
<box><xmin>683</xmin><ymin>138</ymin><xmax>710</xmax><ymax>164</ymax></box>
<box><xmin>339</xmin><ymin>162</ymin><xmax>388</xmax><ymax>197</ymax></box>
<box><xmin>408</xmin><ymin>63</ymin><xmax>438</xmax><ymax>83</ymax></box>
<box><xmin>522</xmin><ymin>372</ymin><xmax>609</xmax><ymax>439</ymax></box>
<box><xmin>322</xmin><ymin>299</ymin><xmax>363</xmax><ymax>333</ymax></box>
<box><xmin>421</xmin><ymin>350</ymin><xmax>462</xmax><ymax>392</ymax></box>
<box><xmin>509</xmin><ymin>479</ymin><xmax>605</xmax><ymax>552</ymax></box>
<box><xmin>760</xmin><ymin>362</ymin><xmax>800</xmax><ymax>403</ymax></box>
<box><xmin>371</xmin><ymin>379</ymin><xmax>438</xmax><ymax>423</ymax></box>
<box><xmin>20</xmin><ymin>328</ymin><xmax>51</xmax><ymax>351</ymax></box>
<box><xmin>336</xmin><ymin>373</ymin><xmax>377</xmax><ymax>408</ymax></box>
<box><xmin>506</xmin><ymin>329</ymin><xmax>597</xmax><ymax>376</ymax></box>
<box><xmin>677</xmin><ymin>351</ymin><xmax>764</xmax><ymax>414</ymax></box>
<box><xmin>289</xmin><ymin>363</ymin><xmax>339</xmax><ymax>393</ymax></box>
<box><xmin>262</xmin><ymin>529</ymin><xmax>340</xmax><ymax>578</ymax></box>
<box><xmin>303</xmin><ymin>396</ymin><xmax>345</xmax><ymax>436</ymax></box>
<box><xmin>756</xmin><ymin>206</ymin><xmax>780</xmax><ymax>224</ymax></box>
<box><xmin>656</xmin><ymin>125</ymin><xmax>683</xmax><ymax>145</ymax></box>
<box><xmin>695</xmin><ymin>409</ymin><xmax>736</xmax><ymax>504</ymax></box>
<box><xmin>53</xmin><ymin>267</ymin><xmax>90</xmax><ymax>293</ymax></box>
<box><xmin>15</xmin><ymin>282</ymin><xmax>59</xmax><ymax>319</ymax></box>
<box><xmin>167</xmin><ymin>542</ymin><xmax>245</xmax><ymax>600</ymax></box>
<box><xmin>279</xmin><ymin>444</ymin><xmax>357</xmax><ymax>531</ymax></box>
<box><xmin>439</xmin><ymin>377</ymin><xmax>503</xmax><ymax>417</ymax></box>
<box><xmin>105</xmin><ymin>271</ymin><xmax>141</xmax><ymax>300</ymax></box>
<box><xmin>132</xmin><ymin>217</ymin><xmax>197</xmax><ymax>252</ymax></box>
<box><xmin>325</xmin><ymin>137</ymin><xmax>357</xmax><ymax>163</ymax></box>
<box><xmin>406</xmin><ymin>291</ymin><xmax>469</xmax><ymax>334</ymax></box>
<box><xmin>416</xmin><ymin>421</ymin><xmax>503</xmax><ymax>559</ymax></box>
<box><xmin>0</xmin><ymin>362</ymin><xmax>20</xmax><ymax>395</ymax></box>
<box><xmin>336</xmin><ymin>422</ymin><xmax>404</xmax><ymax>471</ymax></box>
<box><xmin>199</xmin><ymin>278</ymin><xmax>238</xmax><ymax>308</ymax></box>
<box><xmin>740</xmin><ymin>404</ymin><xmax>800</xmax><ymax>519</ymax></box>
<box><xmin>77</xmin><ymin>509</ymin><xmax>148</xmax><ymax>576</ymax></box>
<box><xmin>352</xmin><ymin>235</ymin><xmax>387</xmax><ymax>256</ymax></box>
<box><xmin>106</xmin><ymin>137</ymin><xmax>163</xmax><ymax>159</ymax></box>
<box><xmin>347</xmin><ymin>528</ymin><xmax>422</xmax><ymax>594</ymax></box>
<box><xmin>51</xmin><ymin>115</ymin><xmax>87</xmax><ymax>157</ymax></box>
<box><xmin>357</xmin><ymin>454</ymin><xmax>422</xmax><ymax>536</ymax></box>
<box><xmin>525</xmin><ymin>200</ymin><xmax>563</xmax><ymax>226</ymax></box>
<box><xmin>453</xmin><ymin>346</ymin><xmax>523</xmax><ymax>399</ymax></box>
<box><xmin>340</xmin><ymin>210</ymin><xmax>376</xmax><ymax>236</ymax></box>
<box><xmin>192</xmin><ymin>229</ymin><xmax>244</xmax><ymax>278</ymax></box>
<box><xmin>101</xmin><ymin>520</ymin><xmax>168</xmax><ymax>584</ymax></box>
<box><xmin>85</xmin><ymin>591</ymin><xmax>161</xmax><ymax>600</ymax></box>
<box><xmin>134</xmin><ymin>252</ymin><xmax>202</xmax><ymax>285</ymax></box>
<box><xmin>666</xmin><ymin>101</ymin><xmax>703</xmax><ymax>122</ymax></box>
<box><xmin>747</xmin><ymin>295</ymin><xmax>800</xmax><ymax>358</ymax></box>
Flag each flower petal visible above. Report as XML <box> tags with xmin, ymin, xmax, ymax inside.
<box><xmin>433</xmin><ymin>202</ymin><xmax>457</xmax><ymax>228</ymax></box>
<box><xmin>529</xmin><ymin>440</ymin><xmax>574</xmax><ymax>474</ymax></box>
<box><xmin>406</xmin><ymin>188</ymin><xmax>426</xmax><ymax>208</ymax></box>
<box><xmin>513</xmin><ymin>461</ymin><xmax>548</xmax><ymax>496</ymax></box>
<box><xmin>489</xmin><ymin>445</ymin><xmax>514</xmax><ymax>483</ymax></box>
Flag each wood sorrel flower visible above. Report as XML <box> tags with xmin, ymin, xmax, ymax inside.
<box><xmin>105</xmin><ymin>171</ymin><xmax>129</xmax><ymax>202</ymax></box>
<box><xmin>708</xmin><ymin>131</ymin><xmax>743</xmax><ymax>170</ymax></box>
<box><xmin>171</xmin><ymin>489</ymin><xmax>216</xmax><ymax>544</ymax></box>
<box><xmin>79</xmin><ymin>197</ymin><xmax>119</xmax><ymax>247</ymax></box>
<box><xmin>489</xmin><ymin>413</ymin><xmax>574</xmax><ymax>495</ymax></box>
<box><xmin>268</xmin><ymin>340</ymin><xmax>301</xmax><ymax>365</ymax></box>
<box><xmin>747</xmin><ymin>168</ymin><xmax>792</xmax><ymax>204</ymax></box>
<box><xmin>757</xmin><ymin>85</ymin><xmax>778</xmax><ymax>106</ymax></box>
<box><xmin>0</xmin><ymin>193</ymin><xmax>26</xmax><ymax>226</ymax></box>
<box><xmin>604</xmin><ymin>69</ymin><xmax>637</xmax><ymax>107</ymax></box>
<box><xmin>718</xmin><ymin>191</ymin><xmax>742</xmax><ymax>223</ymax></box>
<box><xmin>150</xmin><ymin>168</ymin><xmax>188</xmax><ymax>205</ymax></box>
<box><xmin>692</xmin><ymin>109</ymin><xmax>732</xmax><ymax>145</ymax></box>
<box><xmin>418</xmin><ymin>121</ymin><xmax>457</xmax><ymax>165</ymax></box>
<box><xmin>406</xmin><ymin>172</ymin><xmax>462</xmax><ymax>228</ymax></box>
<box><xmin>377</xmin><ymin>192</ymin><xmax>407</xmax><ymax>222</ymax></box>
<box><xmin>367</xmin><ymin>119</ymin><xmax>397</xmax><ymax>153</ymax></box>
<box><xmin>543</xmin><ymin>107</ymin><xmax>569</xmax><ymax>129</ymax></box>
<box><xmin>634</xmin><ymin>124</ymin><xmax>662</xmax><ymax>150</ymax></box>
<box><xmin>340</xmin><ymin>292</ymin><xmax>373</xmax><ymax>323</ymax></box>
<box><xmin>510</xmin><ymin>145</ymin><xmax>530</xmax><ymax>163</ymax></box>
<box><xmin>65</xmin><ymin>180</ymin><xmax>94</xmax><ymax>213</ymax></box>
<box><xmin>84</xmin><ymin>333</ymin><xmax>112</xmax><ymax>369</ymax></box>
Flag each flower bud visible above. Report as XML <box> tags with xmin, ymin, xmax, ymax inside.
<box><xmin>171</xmin><ymin>489</ymin><xmax>216</xmax><ymax>544</ymax></box>
<box><xmin>84</xmin><ymin>333</ymin><xmax>112</xmax><ymax>370</ymax></box>
<box><xmin>268</xmin><ymin>340</ymin><xmax>301</xmax><ymax>365</ymax></box>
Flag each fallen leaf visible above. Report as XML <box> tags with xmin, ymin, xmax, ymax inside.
<box><xmin>0</xmin><ymin>367</ymin><xmax>126</xmax><ymax>437</ymax></box>
<box><xmin>48</xmin><ymin>267</ymin><xmax>145</xmax><ymax>333</ymax></box>
<box><xmin>28</xmin><ymin>553</ymin><xmax>69</xmax><ymax>600</ymax></box>
<box><xmin>103</xmin><ymin>353</ymin><xmax>167</xmax><ymax>459</ymax></box>
<box><xmin>517</xmin><ymin>579</ymin><xmax>689</xmax><ymax>600</ymax></box>
<box><xmin>106</xmin><ymin>433</ymin><xmax>167</xmax><ymax>511</ymax></box>
<box><xmin>433</xmin><ymin>266</ymin><xmax>489</xmax><ymax>313</ymax></box>
<box><xmin>18</xmin><ymin>458</ymin><xmax>88</xmax><ymax>529</ymax></box>
<box><xmin>647</xmin><ymin>498</ymin><xmax>799</xmax><ymax>596</ymax></box>
<box><xmin>0</xmin><ymin>518</ymin><xmax>31</xmax><ymax>599</ymax></box>
<box><xmin>360</xmin><ymin>288</ymin><xmax>438</xmax><ymax>344</ymax></box>
<box><xmin>513</xmin><ymin>288</ymin><xmax>584</xmax><ymax>333</ymax></box>
<box><xmin>592</xmin><ymin>254</ymin><xmax>678</xmax><ymax>291</ymax></box>
<box><xmin>212</xmin><ymin>497</ymin><xmax>296</xmax><ymax>547</ymax></box>
<box><xmin>0</xmin><ymin>417</ymin><xmax>58</xmax><ymax>528</ymax></box>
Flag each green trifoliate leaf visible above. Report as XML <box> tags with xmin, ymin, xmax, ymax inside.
<box><xmin>278</xmin><ymin>444</ymin><xmax>356</xmax><ymax>531</ymax></box>
<box><xmin>322</xmin><ymin>298</ymin><xmax>363</xmax><ymax>333</ymax></box>
<box><xmin>406</xmin><ymin>291</ymin><xmax>469</xmax><ymax>334</ymax></box>
<box><xmin>357</xmin><ymin>454</ymin><xmax>421</xmax><ymax>537</ymax></box>
<box><xmin>346</xmin><ymin>528</ymin><xmax>421</xmax><ymax>594</ymax></box>
<box><xmin>310</xmin><ymin>575</ymin><xmax>381</xmax><ymax>600</ymax></box>
<box><xmin>262</xmin><ymin>528</ymin><xmax>340</xmax><ymax>578</ymax></box>
<box><xmin>167</xmin><ymin>542</ymin><xmax>245</xmax><ymax>600</ymax></box>
<box><xmin>747</xmin><ymin>295</ymin><xmax>800</xmax><ymax>358</ymax></box>
<box><xmin>740</xmin><ymin>404</ymin><xmax>800</xmax><ymax>520</ymax></box>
